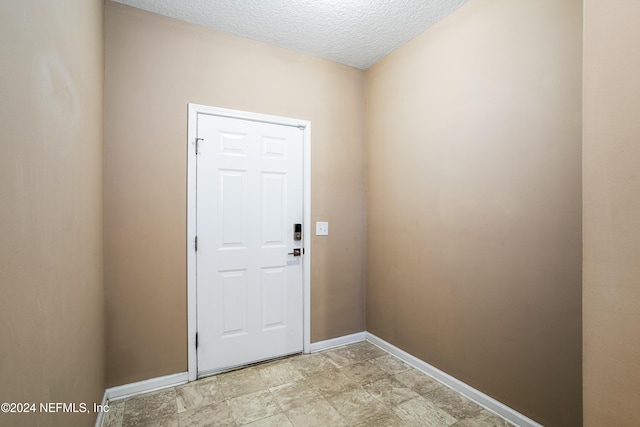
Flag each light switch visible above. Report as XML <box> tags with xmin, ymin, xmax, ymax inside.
<box><xmin>316</xmin><ymin>221</ymin><xmax>329</xmax><ymax>236</ymax></box>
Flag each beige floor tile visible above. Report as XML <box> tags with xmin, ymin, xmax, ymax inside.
<box><xmin>346</xmin><ymin>341</ymin><xmax>388</xmax><ymax>360</ymax></box>
<box><xmin>177</xmin><ymin>402</ymin><xmax>236</xmax><ymax>427</ymax></box>
<box><xmin>256</xmin><ymin>360</ymin><xmax>304</xmax><ymax>388</ymax></box>
<box><xmin>451</xmin><ymin>409</ymin><xmax>513</xmax><ymax>426</ymax></box>
<box><xmin>305</xmin><ymin>369</ymin><xmax>359</xmax><ymax>397</ymax></box>
<box><xmin>269</xmin><ymin>380</ymin><xmax>324</xmax><ymax>411</ymax></box>
<box><xmin>394</xmin><ymin>369</ymin><xmax>442</xmax><ymax>395</ymax></box>
<box><xmin>114</xmin><ymin>343</ymin><xmax>508</xmax><ymax>427</ymax></box>
<box><xmin>353</xmin><ymin>411</ymin><xmax>406</xmax><ymax>427</ymax></box>
<box><xmin>364</xmin><ymin>375</ymin><xmax>421</xmax><ymax>406</ymax></box>
<box><xmin>425</xmin><ymin>385</ymin><xmax>483</xmax><ymax>419</ymax></box>
<box><xmin>370</xmin><ymin>354</ymin><xmax>412</xmax><ymax>375</ymax></box>
<box><xmin>289</xmin><ymin>352</ymin><xmax>338</xmax><ymax>378</ymax></box>
<box><xmin>127</xmin><ymin>415</ymin><xmax>178</xmax><ymax>427</ymax></box>
<box><xmin>341</xmin><ymin>360</ymin><xmax>388</xmax><ymax>385</ymax></box>
<box><xmin>227</xmin><ymin>389</ymin><xmax>280</xmax><ymax>425</ymax></box>
<box><xmin>176</xmin><ymin>375</ymin><xmax>224</xmax><ymax>412</ymax></box>
<box><xmin>242</xmin><ymin>412</ymin><xmax>293</xmax><ymax>427</ymax></box>
<box><xmin>323</xmin><ymin>345</ymin><xmax>368</xmax><ymax>368</ymax></box>
<box><xmin>122</xmin><ymin>389</ymin><xmax>178</xmax><ymax>427</ymax></box>
<box><xmin>326</xmin><ymin>387</ymin><xmax>388</xmax><ymax>424</ymax></box>
<box><xmin>284</xmin><ymin>399</ymin><xmax>348</xmax><ymax>427</ymax></box>
<box><xmin>393</xmin><ymin>395</ymin><xmax>458</xmax><ymax>427</ymax></box>
<box><xmin>103</xmin><ymin>401</ymin><xmax>125</xmax><ymax>427</ymax></box>
<box><xmin>217</xmin><ymin>368</ymin><xmax>268</xmax><ymax>399</ymax></box>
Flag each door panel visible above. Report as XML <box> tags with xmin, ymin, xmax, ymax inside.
<box><xmin>261</xmin><ymin>266</ymin><xmax>287</xmax><ymax>330</ymax></box>
<box><xmin>196</xmin><ymin>113</ymin><xmax>303</xmax><ymax>375</ymax></box>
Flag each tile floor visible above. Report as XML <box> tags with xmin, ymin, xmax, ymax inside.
<box><xmin>102</xmin><ymin>342</ymin><xmax>512</xmax><ymax>426</ymax></box>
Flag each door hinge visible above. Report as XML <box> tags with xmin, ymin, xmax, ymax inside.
<box><xmin>195</xmin><ymin>138</ymin><xmax>204</xmax><ymax>154</ymax></box>
<box><xmin>196</xmin><ymin>333</ymin><xmax>199</xmax><ymax>349</ymax></box>
<box><xmin>195</xmin><ymin>236</ymin><xmax>198</xmax><ymax>251</ymax></box>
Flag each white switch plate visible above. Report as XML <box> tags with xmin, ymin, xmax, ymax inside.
<box><xmin>316</xmin><ymin>221</ymin><xmax>329</xmax><ymax>236</ymax></box>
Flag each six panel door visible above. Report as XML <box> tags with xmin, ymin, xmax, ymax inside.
<box><xmin>195</xmin><ymin>113</ymin><xmax>304</xmax><ymax>376</ymax></box>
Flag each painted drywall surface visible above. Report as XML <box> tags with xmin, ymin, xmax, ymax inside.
<box><xmin>104</xmin><ymin>2</ymin><xmax>366</xmax><ymax>387</ymax></box>
<box><xmin>0</xmin><ymin>1</ymin><xmax>105</xmax><ymax>426</ymax></box>
<box><xmin>583</xmin><ymin>1</ymin><xmax>640</xmax><ymax>425</ymax></box>
<box><xmin>365</xmin><ymin>1</ymin><xmax>582</xmax><ymax>425</ymax></box>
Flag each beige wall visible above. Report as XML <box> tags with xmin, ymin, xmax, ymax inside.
<box><xmin>583</xmin><ymin>1</ymin><xmax>640</xmax><ymax>425</ymax></box>
<box><xmin>104</xmin><ymin>2</ymin><xmax>366</xmax><ymax>387</ymax></box>
<box><xmin>365</xmin><ymin>1</ymin><xmax>582</xmax><ymax>425</ymax></box>
<box><xmin>0</xmin><ymin>1</ymin><xmax>105</xmax><ymax>426</ymax></box>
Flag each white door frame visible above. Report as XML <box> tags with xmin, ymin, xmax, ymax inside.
<box><xmin>187</xmin><ymin>104</ymin><xmax>311</xmax><ymax>381</ymax></box>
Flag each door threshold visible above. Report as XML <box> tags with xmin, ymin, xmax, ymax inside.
<box><xmin>197</xmin><ymin>351</ymin><xmax>303</xmax><ymax>380</ymax></box>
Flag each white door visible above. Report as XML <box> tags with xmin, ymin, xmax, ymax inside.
<box><xmin>195</xmin><ymin>112</ymin><xmax>304</xmax><ymax>376</ymax></box>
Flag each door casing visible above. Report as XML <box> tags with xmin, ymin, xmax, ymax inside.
<box><xmin>187</xmin><ymin>103</ymin><xmax>311</xmax><ymax>381</ymax></box>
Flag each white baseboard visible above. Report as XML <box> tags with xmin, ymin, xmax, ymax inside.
<box><xmin>94</xmin><ymin>372</ymin><xmax>188</xmax><ymax>427</ymax></box>
<box><xmin>309</xmin><ymin>331</ymin><xmax>366</xmax><ymax>353</ymax></box>
<box><xmin>93</xmin><ymin>390</ymin><xmax>109</xmax><ymax>427</ymax></box>
<box><xmin>105</xmin><ymin>372</ymin><xmax>189</xmax><ymax>403</ymax></box>
<box><xmin>366</xmin><ymin>333</ymin><xmax>542</xmax><ymax>427</ymax></box>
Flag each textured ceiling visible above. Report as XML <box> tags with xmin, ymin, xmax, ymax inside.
<box><xmin>111</xmin><ymin>0</ymin><xmax>469</xmax><ymax>69</ymax></box>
